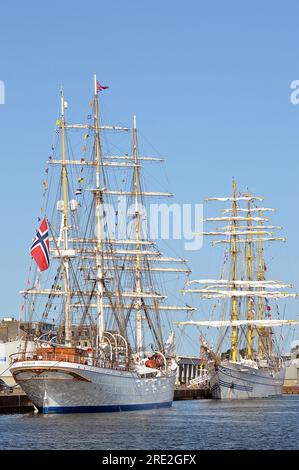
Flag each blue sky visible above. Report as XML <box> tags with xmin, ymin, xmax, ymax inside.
<box><xmin>1</xmin><ymin>1</ymin><xmax>299</xmax><ymax>352</ymax></box>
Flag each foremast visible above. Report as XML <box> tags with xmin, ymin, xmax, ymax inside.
<box><xmin>231</xmin><ymin>179</ymin><xmax>238</xmax><ymax>362</ymax></box>
<box><xmin>257</xmin><ymin>209</ymin><xmax>265</xmax><ymax>358</ymax></box>
<box><xmin>246</xmin><ymin>192</ymin><xmax>253</xmax><ymax>360</ymax></box>
<box><xmin>93</xmin><ymin>74</ymin><xmax>105</xmax><ymax>348</ymax></box>
<box><xmin>133</xmin><ymin>116</ymin><xmax>143</xmax><ymax>355</ymax></box>
<box><xmin>60</xmin><ymin>89</ymin><xmax>72</xmax><ymax>347</ymax></box>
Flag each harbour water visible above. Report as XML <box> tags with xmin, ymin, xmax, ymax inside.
<box><xmin>0</xmin><ymin>396</ymin><xmax>298</xmax><ymax>450</ymax></box>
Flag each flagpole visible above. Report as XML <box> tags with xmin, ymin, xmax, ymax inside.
<box><xmin>94</xmin><ymin>73</ymin><xmax>97</xmax><ymax>96</ymax></box>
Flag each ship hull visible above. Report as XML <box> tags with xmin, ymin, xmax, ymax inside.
<box><xmin>209</xmin><ymin>361</ymin><xmax>285</xmax><ymax>399</ymax></box>
<box><xmin>10</xmin><ymin>360</ymin><xmax>176</xmax><ymax>413</ymax></box>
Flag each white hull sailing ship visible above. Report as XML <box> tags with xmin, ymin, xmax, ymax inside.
<box><xmin>10</xmin><ymin>76</ymin><xmax>193</xmax><ymax>413</ymax></box>
<box><xmin>178</xmin><ymin>180</ymin><xmax>299</xmax><ymax>399</ymax></box>
<box><xmin>11</xmin><ymin>360</ymin><xmax>176</xmax><ymax>413</ymax></box>
<box><xmin>209</xmin><ymin>361</ymin><xmax>285</xmax><ymax>399</ymax></box>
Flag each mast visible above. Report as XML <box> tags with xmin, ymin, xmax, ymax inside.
<box><xmin>133</xmin><ymin>116</ymin><xmax>143</xmax><ymax>355</ymax></box>
<box><xmin>94</xmin><ymin>74</ymin><xmax>104</xmax><ymax>348</ymax></box>
<box><xmin>231</xmin><ymin>179</ymin><xmax>238</xmax><ymax>362</ymax></box>
<box><xmin>246</xmin><ymin>192</ymin><xmax>253</xmax><ymax>359</ymax></box>
<box><xmin>60</xmin><ymin>89</ymin><xmax>72</xmax><ymax>347</ymax></box>
<box><xmin>257</xmin><ymin>209</ymin><xmax>264</xmax><ymax>358</ymax></box>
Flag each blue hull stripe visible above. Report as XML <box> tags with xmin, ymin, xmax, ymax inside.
<box><xmin>39</xmin><ymin>401</ymin><xmax>172</xmax><ymax>414</ymax></box>
<box><xmin>218</xmin><ymin>366</ymin><xmax>283</xmax><ymax>388</ymax></box>
<box><xmin>219</xmin><ymin>379</ymin><xmax>253</xmax><ymax>392</ymax></box>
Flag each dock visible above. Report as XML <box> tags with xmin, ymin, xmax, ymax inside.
<box><xmin>174</xmin><ymin>386</ymin><xmax>211</xmax><ymax>400</ymax></box>
<box><xmin>0</xmin><ymin>389</ymin><xmax>34</xmax><ymax>413</ymax></box>
<box><xmin>283</xmin><ymin>386</ymin><xmax>299</xmax><ymax>395</ymax></box>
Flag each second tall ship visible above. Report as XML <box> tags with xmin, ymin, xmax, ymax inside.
<box><xmin>179</xmin><ymin>180</ymin><xmax>299</xmax><ymax>399</ymax></box>
<box><xmin>9</xmin><ymin>76</ymin><xmax>194</xmax><ymax>413</ymax></box>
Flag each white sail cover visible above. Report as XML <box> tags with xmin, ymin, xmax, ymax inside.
<box><xmin>195</xmin><ymin>231</ymin><xmax>273</xmax><ymax>236</ymax></box>
<box><xmin>202</xmin><ymin>217</ymin><xmax>268</xmax><ymax>222</ymax></box>
<box><xmin>187</xmin><ymin>279</ymin><xmax>292</xmax><ymax>289</ymax></box>
<box><xmin>222</xmin><ymin>208</ymin><xmax>276</xmax><ymax>213</ymax></box>
<box><xmin>216</xmin><ymin>225</ymin><xmax>282</xmax><ymax>230</ymax></box>
<box><xmin>206</xmin><ymin>197</ymin><xmax>263</xmax><ymax>202</ymax></box>
<box><xmin>177</xmin><ymin>319</ymin><xmax>299</xmax><ymax>328</ymax></box>
<box><xmin>185</xmin><ymin>289</ymin><xmax>297</xmax><ymax>298</ymax></box>
<box><xmin>212</xmin><ymin>237</ymin><xmax>286</xmax><ymax>245</ymax></box>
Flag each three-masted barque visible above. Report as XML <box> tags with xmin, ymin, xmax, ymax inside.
<box><xmin>9</xmin><ymin>76</ymin><xmax>193</xmax><ymax>413</ymax></box>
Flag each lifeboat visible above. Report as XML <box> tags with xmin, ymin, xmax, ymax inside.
<box><xmin>145</xmin><ymin>356</ymin><xmax>162</xmax><ymax>369</ymax></box>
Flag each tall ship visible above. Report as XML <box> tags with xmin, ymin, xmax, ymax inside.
<box><xmin>9</xmin><ymin>76</ymin><xmax>194</xmax><ymax>413</ymax></box>
<box><xmin>178</xmin><ymin>180</ymin><xmax>299</xmax><ymax>399</ymax></box>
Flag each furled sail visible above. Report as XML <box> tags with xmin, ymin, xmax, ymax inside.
<box><xmin>186</xmin><ymin>279</ymin><xmax>292</xmax><ymax>289</ymax></box>
<box><xmin>205</xmin><ymin>196</ymin><xmax>263</xmax><ymax>202</ymax></box>
<box><xmin>184</xmin><ymin>289</ymin><xmax>297</xmax><ymax>298</ymax></box>
<box><xmin>177</xmin><ymin>320</ymin><xmax>299</xmax><ymax>328</ymax></box>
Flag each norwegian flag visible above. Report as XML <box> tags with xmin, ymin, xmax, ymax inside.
<box><xmin>96</xmin><ymin>80</ymin><xmax>109</xmax><ymax>92</ymax></box>
<box><xmin>30</xmin><ymin>218</ymin><xmax>50</xmax><ymax>272</ymax></box>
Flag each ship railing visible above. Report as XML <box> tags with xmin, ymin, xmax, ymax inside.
<box><xmin>9</xmin><ymin>352</ymin><xmax>37</xmax><ymax>363</ymax></box>
<box><xmin>187</xmin><ymin>369</ymin><xmax>209</xmax><ymax>387</ymax></box>
<box><xmin>9</xmin><ymin>352</ymin><xmax>130</xmax><ymax>371</ymax></box>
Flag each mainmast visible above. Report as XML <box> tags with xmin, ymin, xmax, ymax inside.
<box><xmin>60</xmin><ymin>89</ymin><xmax>72</xmax><ymax>347</ymax></box>
<box><xmin>94</xmin><ymin>74</ymin><xmax>104</xmax><ymax>347</ymax></box>
<box><xmin>231</xmin><ymin>179</ymin><xmax>238</xmax><ymax>362</ymax></box>
<box><xmin>133</xmin><ymin>116</ymin><xmax>143</xmax><ymax>355</ymax></box>
<box><xmin>246</xmin><ymin>192</ymin><xmax>253</xmax><ymax>359</ymax></box>
<box><xmin>257</xmin><ymin>209</ymin><xmax>265</xmax><ymax>358</ymax></box>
